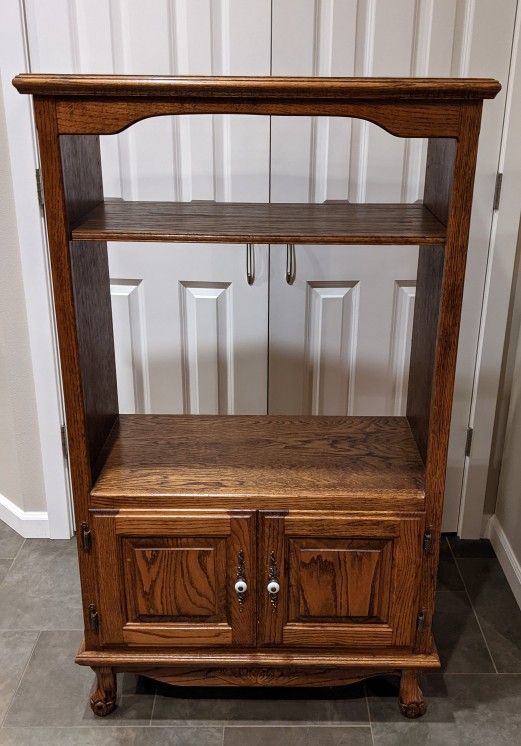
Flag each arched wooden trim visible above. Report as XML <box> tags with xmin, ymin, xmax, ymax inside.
<box><xmin>54</xmin><ymin>98</ymin><xmax>465</xmax><ymax>139</ymax></box>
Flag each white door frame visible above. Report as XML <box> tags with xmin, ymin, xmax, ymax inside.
<box><xmin>1</xmin><ymin>0</ymin><xmax>517</xmax><ymax>539</ymax></box>
<box><xmin>459</xmin><ymin>0</ymin><xmax>521</xmax><ymax>538</ymax></box>
<box><xmin>0</xmin><ymin>0</ymin><xmax>72</xmax><ymax>539</ymax></box>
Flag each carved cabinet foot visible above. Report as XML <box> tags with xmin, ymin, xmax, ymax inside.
<box><xmin>399</xmin><ymin>669</ymin><xmax>426</xmax><ymax>719</ymax></box>
<box><xmin>90</xmin><ymin>666</ymin><xmax>117</xmax><ymax>717</ymax></box>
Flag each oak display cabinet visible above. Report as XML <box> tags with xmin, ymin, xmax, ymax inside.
<box><xmin>13</xmin><ymin>74</ymin><xmax>500</xmax><ymax>718</ymax></box>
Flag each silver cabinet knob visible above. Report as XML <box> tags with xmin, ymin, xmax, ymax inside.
<box><xmin>267</xmin><ymin>580</ymin><xmax>280</xmax><ymax>595</ymax></box>
<box><xmin>235</xmin><ymin>579</ymin><xmax>248</xmax><ymax>595</ymax></box>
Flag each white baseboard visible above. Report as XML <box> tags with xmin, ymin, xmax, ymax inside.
<box><xmin>481</xmin><ymin>512</ymin><xmax>494</xmax><ymax>538</ymax></box>
<box><xmin>485</xmin><ymin>514</ymin><xmax>521</xmax><ymax>610</ymax></box>
<box><xmin>0</xmin><ymin>492</ymin><xmax>49</xmax><ymax>539</ymax></box>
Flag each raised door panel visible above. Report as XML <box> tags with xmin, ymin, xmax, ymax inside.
<box><xmin>92</xmin><ymin>510</ymin><xmax>255</xmax><ymax>647</ymax></box>
<box><xmin>258</xmin><ymin>512</ymin><xmax>424</xmax><ymax>648</ymax></box>
<box><xmin>288</xmin><ymin>538</ymin><xmax>392</xmax><ymax>623</ymax></box>
<box><xmin>123</xmin><ymin>537</ymin><xmax>225</xmax><ymax>623</ymax></box>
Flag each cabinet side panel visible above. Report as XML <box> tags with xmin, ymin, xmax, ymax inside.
<box><xmin>69</xmin><ymin>238</ymin><xmax>118</xmax><ymax>476</ymax></box>
<box><xmin>32</xmin><ymin>99</ymin><xmax>102</xmax><ymax>648</ymax></box>
<box><xmin>60</xmin><ymin>134</ymin><xmax>118</xmax><ymax>475</ymax></box>
<box><xmin>60</xmin><ymin>134</ymin><xmax>104</xmax><ymax>227</ymax></box>
<box><xmin>407</xmin><ymin>136</ymin><xmax>456</xmax><ymax>461</ymax></box>
<box><xmin>406</xmin><ymin>244</ymin><xmax>444</xmax><ymax>462</ymax></box>
<box><xmin>414</xmin><ymin>105</ymin><xmax>483</xmax><ymax>653</ymax></box>
<box><xmin>423</xmin><ymin>137</ymin><xmax>456</xmax><ymax>225</ymax></box>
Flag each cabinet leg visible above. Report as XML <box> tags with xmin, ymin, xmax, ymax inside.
<box><xmin>90</xmin><ymin>666</ymin><xmax>117</xmax><ymax>717</ymax></box>
<box><xmin>399</xmin><ymin>670</ymin><xmax>426</xmax><ymax>719</ymax></box>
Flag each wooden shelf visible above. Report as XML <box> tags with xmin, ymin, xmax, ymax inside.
<box><xmin>71</xmin><ymin>200</ymin><xmax>446</xmax><ymax>245</ymax></box>
<box><xmin>90</xmin><ymin>414</ymin><xmax>425</xmax><ymax>510</ymax></box>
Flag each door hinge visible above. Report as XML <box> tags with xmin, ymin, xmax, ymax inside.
<box><xmin>80</xmin><ymin>522</ymin><xmax>92</xmax><ymax>553</ymax></box>
<box><xmin>423</xmin><ymin>530</ymin><xmax>433</xmax><ymax>554</ymax></box>
<box><xmin>88</xmin><ymin>604</ymin><xmax>99</xmax><ymax>634</ymax></box>
<box><xmin>465</xmin><ymin>427</ymin><xmax>474</xmax><ymax>458</ymax></box>
<box><xmin>416</xmin><ymin>610</ymin><xmax>426</xmax><ymax>632</ymax></box>
<box><xmin>493</xmin><ymin>172</ymin><xmax>503</xmax><ymax>211</ymax></box>
<box><xmin>60</xmin><ymin>425</ymin><xmax>68</xmax><ymax>461</ymax></box>
<box><xmin>35</xmin><ymin>168</ymin><xmax>44</xmax><ymax>209</ymax></box>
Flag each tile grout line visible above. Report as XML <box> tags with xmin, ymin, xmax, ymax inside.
<box><xmin>149</xmin><ymin>687</ymin><xmax>157</xmax><ymax>726</ymax></box>
<box><xmin>364</xmin><ymin>683</ymin><xmax>375</xmax><ymax>746</ymax></box>
<box><xmin>0</xmin><ymin>629</ymin><xmax>41</xmax><ymax>729</ymax></box>
<box><xmin>447</xmin><ymin>538</ymin><xmax>499</xmax><ymax>674</ymax></box>
<box><xmin>0</xmin><ymin>539</ymin><xmax>26</xmax><ymax>586</ymax></box>
<box><xmin>215</xmin><ymin>724</ymin><xmax>373</xmax><ymax>729</ymax></box>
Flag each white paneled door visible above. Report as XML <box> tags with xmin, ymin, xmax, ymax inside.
<box><xmin>24</xmin><ymin>0</ymin><xmax>515</xmax><ymax>528</ymax></box>
<box><xmin>269</xmin><ymin>245</ymin><xmax>416</xmax><ymax>416</ymax></box>
<box><xmin>109</xmin><ymin>243</ymin><xmax>269</xmax><ymax>414</ymax></box>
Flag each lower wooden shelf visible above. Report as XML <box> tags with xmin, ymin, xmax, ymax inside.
<box><xmin>91</xmin><ymin>414</ymin><xmax>425</xmax><ymax>511</ymax></box>
<box><xmin>76</xmin><ymin>638</ymin><xmax>440</xmax><ymax>671</ymax></box>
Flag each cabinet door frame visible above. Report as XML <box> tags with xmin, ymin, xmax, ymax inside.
<box><xmin>92</xmin><ymin>509</ymin><xmax>256</xmax><ymax>647</ymax></box>
<box><xmin>258</xmin><ymin>510</ymin><xmax>424</xmax><ymax>648</ymax></box>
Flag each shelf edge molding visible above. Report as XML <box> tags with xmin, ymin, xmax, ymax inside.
<box><xmin>12</xmin><ymin>74</ymin><xmax>501</xmax><ymax>100</ymax></box>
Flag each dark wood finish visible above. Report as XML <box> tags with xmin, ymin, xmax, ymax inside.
<box><xmin>69</xmin><ymin>240</ymin><xmax>118</xmax><ymax>476</ymax></box>
<box><xmin>13</xmin><ymin>75</ymin><xmax>501</xmax><ymax>99</ymax></box>
<box><xmin>92</xmin><ymin>510</ymin><xmax>255</xmax><ymax>648</ymax></box>
<box><xmin>90</xmin><ymin>415</ymin><xmax>425</xmax><ymax>506</ymax></box>
<box><xmin>59</xmin><ymin>135</ymin><xmax>118</xmax><ymax>476</ymax></box>
<box><xmin>411</xmin><ymin>105</ymin><xmax>484</xmax><ymax>655</ymax></box>
<box><xmin>406</xmin><ymin>243</ymin><xmax>445</xmax><ymax>462</ymax></box>
<box><xmin>258</xmin><ymin>513</ymin><xmax>423</xmax><ymax>648</ymax></box>
<box><xmin>20</xmin><ymin>74</ymin><xmax>498</xmax><ymax>720</ymax></box>
<box><xmin>71</xmin><ymin>200</ymin><xmax>446</xmax><ymax>245</ymax></box>
<box><xmin>137</xmin><ymin>667</ymin><xmax>394</xmax><ymax>688</ymax></box>
<box><xmin>55</xmin><ymin>99</ymin><xmax>466</xmax><ymax>138</ymax></box>
<box><xmin>399</xmin><ymin>670</ymin><xmax>427</xmax><ymax>719</ymax></box>
<box><xmin>76</xmin><ymin>637</ymin><xmax>441</xmax><ymax>669</ymax></box>
<box><xmin>90</xmin><ymin>666</ymin><xmax>117</xmax><ymax>717</ymax></box>
<box><xmin>32</xmin><ymin>99</ymin><xmax>117</xmax><ymax>649</ymax></box>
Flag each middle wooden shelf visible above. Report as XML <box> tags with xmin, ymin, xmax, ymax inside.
<box><xmin>71</xmin><ymin>200</ymin><xmax>446</xmax><ymax>245</ymax></box>
<box><xmin>90</xmin><ymin>414</ymin><xmax>426</xmax><ymax>512</ymax></box>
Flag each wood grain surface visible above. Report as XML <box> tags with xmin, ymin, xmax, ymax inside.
<box><xmin>75</xmin><ymin>639</ymin><xmax>441</xmax><ymax>669</ymax></box>
<box><xmin>12</xmin><ymin>74</ymin><xmax>501</xmax><ymax>99</ymax></box>
<box><xmin>71</xmin><ymin>200</ymin><xmax>446</xmax><ymax>245</ymax></box>
<box><xmin>92</xmin><ymin>510</ymin><xmax>256</xmax><ymax>648</ymax></box>
<box><xmin>90</xmin><ymin>415</ymin><xmax>426</xmax><ymax>503</ymax></box>
<box><xmin>136</xmin><ymin>667</ymin><xmax>396</xmax><ymax>688</ymax></box>
<box><xmin>412</xmin><ymin>104</ymin><xmax>484</xmax><ymax>654</ymax></box>
<box><xmin>55</xmin><ymin>99</ymin><xmax>465</xmax><ymax>138</ymax></box>
<box><xmin>258</xmin><ymin>512</ymin><xmax>423</xmax><ymax>649</ymax></box>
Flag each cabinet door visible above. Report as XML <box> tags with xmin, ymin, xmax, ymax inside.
<box><xmin>92</xmin><ymin>510</ymin><xmax>255</xmax><ymax>647</ymax></box>
<box><xmin>258</xmin><ymin>511</ymin><xmax>424</xmax><ymax>648</ymax></box>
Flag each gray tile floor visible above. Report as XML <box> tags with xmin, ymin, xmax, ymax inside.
<box><xmin>1</xmin><ymin>519</ymin><xmax>521</xmax><ymax>745</ymax></box>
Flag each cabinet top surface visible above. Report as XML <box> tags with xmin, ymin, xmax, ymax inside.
<box><xmin>12</xmin><ymin>74</ymin><xmax>500</xmax><ymax>100</ymax></box>
<box><xmin>91</xmin><ymin>415</ymin><xmax>425</xmax><ymax>506</ymax></box>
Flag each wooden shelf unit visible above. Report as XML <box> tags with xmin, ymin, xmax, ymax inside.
<box><xmin>71</xmin><ymin>200</ymin><xmax>446</xmax><ymax>245</ymax></box>
<box><xmin>13</xmin><ymin>73</ymin><xmax>500</xmax><ymax>719</ymax></box>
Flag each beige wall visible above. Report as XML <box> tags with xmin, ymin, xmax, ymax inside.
<box><xmin>0</xmin><ymin>78</ymin><xmax>46</xmax><ymax>513</ymax></box>
<box><xmin>494</xmin><ymin>239</ymin><xmax>521</xmax><ymax>561</ymax></box>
